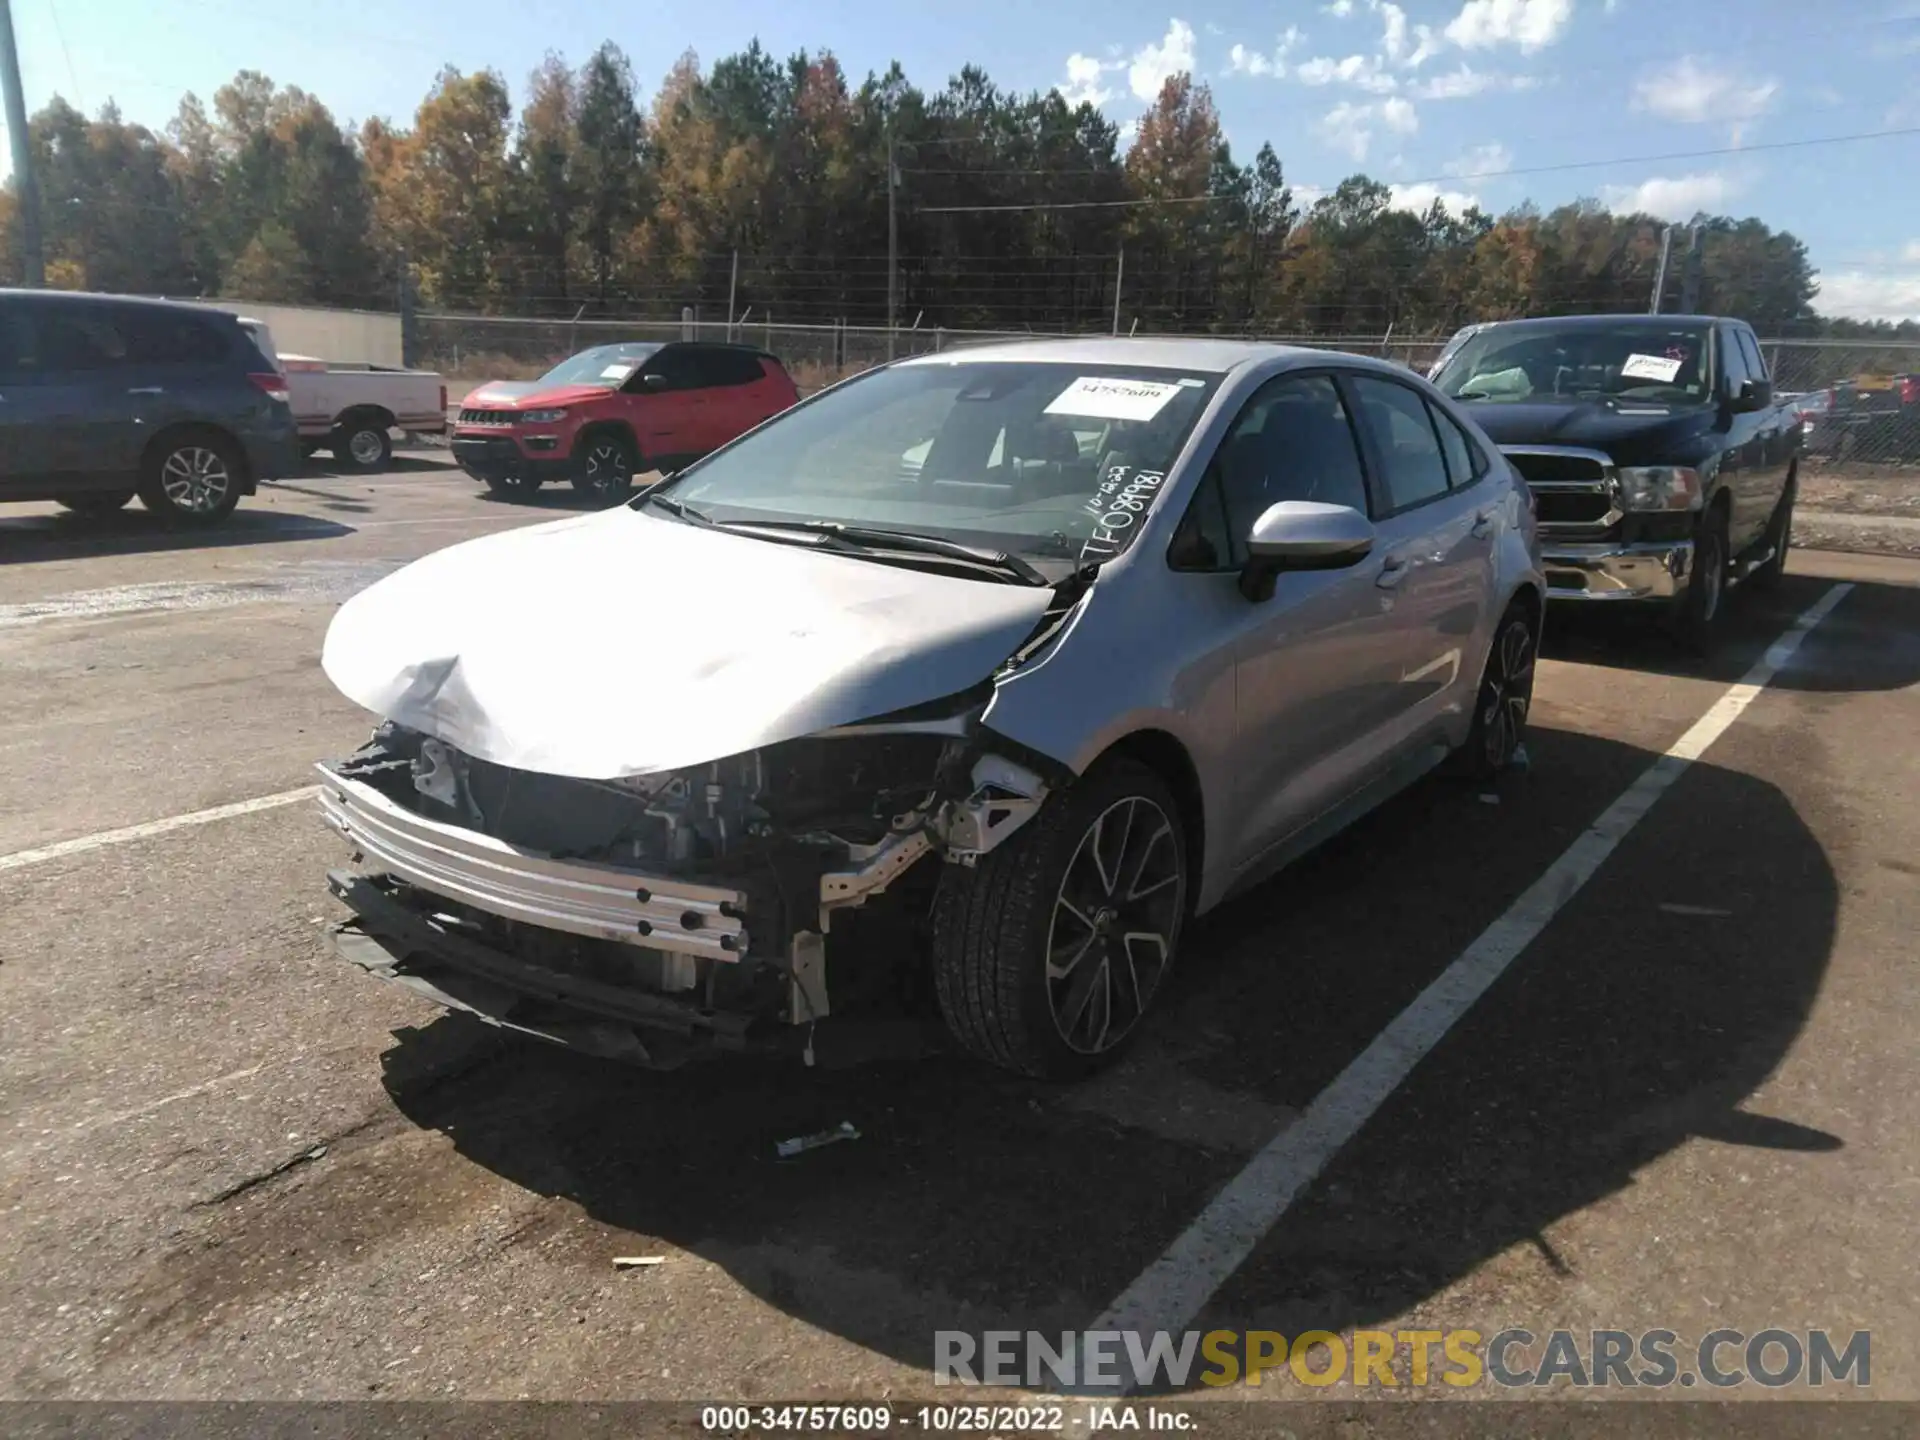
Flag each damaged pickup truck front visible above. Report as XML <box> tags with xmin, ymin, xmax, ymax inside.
<box><xmin>317</xmin><ymin>339</ymin><xmax>1542</xmax><ymax>1078</ymax></box>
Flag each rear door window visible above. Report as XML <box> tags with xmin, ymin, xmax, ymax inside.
<box><xmin>36</xmin><ymin>306</ymin><xmax>130</xmax><ymax>371</ymax></box>
<box><xmin>697</xmin><ymin>348</ymin><xmax>770</xmax><ymax>387</ymax></box>
<box><xmin>0</xmin><ymin>301</ymin><xmax>28</xmax><ymax>376</ymax></box>
<box><xmin>1428</xmin><ymin>400</ymin><xmax>1488</xmax><ymax>490</ymax></box>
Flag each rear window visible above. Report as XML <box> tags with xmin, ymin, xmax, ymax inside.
<box><xmin>118</xmin><ymin>307</ymin><xmax>235</xmax><ymax>366</ymax></box>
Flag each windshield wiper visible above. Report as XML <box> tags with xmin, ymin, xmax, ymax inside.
<box><xmin>717</xmin><ymin>519</ymin><xmax>1050</xmax><ymax>586</ymax></box>
<box><xmin>639</xmin><ymin>492</ymin><xmax>715</xmax><ymax>526</ymax></box>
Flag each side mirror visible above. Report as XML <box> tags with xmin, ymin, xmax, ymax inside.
<box><xmin>639</xmin><ymin>371</ymin><xmax>669</xmax><ymax>391</ymax></box>
<box><xmin>1734</xmin><ymin>378</ymin><xmax>1772</xmax><ymax>413</ymax></box>
<box><xmin>1239</xmin><ymin>501</ymin><xmax>1376</xmax><ymax>602</ymax></box>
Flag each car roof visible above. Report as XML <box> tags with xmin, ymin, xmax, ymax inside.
<box><xmin>890</xmin><ymin>335</ymin><xmax>1408</xmax><ymax>378</ymax></box>
<box><xmin>1462</xmin><ymin>313</ymin><xmax>1729</xmax><ymax>331</ymax></box>
<box><xmin>0</xmin><ymin>288</ymin><xmax>243</xmax><ymax>322</ymax></box>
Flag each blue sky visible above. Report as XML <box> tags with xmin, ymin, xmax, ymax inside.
<box><xmin>5</xmin><ymin>0</ymin><xmax>1920</xmax><ymax>318</ymax></box>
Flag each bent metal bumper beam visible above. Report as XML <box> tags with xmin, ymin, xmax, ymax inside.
<box><xmin>315</xmin><ymin>763</ymin><xmax>748</xmax><ymax>960</ymax></box>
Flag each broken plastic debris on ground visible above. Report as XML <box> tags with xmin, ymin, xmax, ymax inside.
<box><xmin>775</xmin><ymin>1121</ymin><xmax>860</xmax><ymax>1159</ymax></box>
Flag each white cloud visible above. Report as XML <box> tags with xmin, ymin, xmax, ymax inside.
<box><xmin>1904</xmin><ymin>240</ymin><xmax>1920</xmax><ymax>263</ymax></box>
<box><xmin>1814</xmin><ymin>270</ymin><xmax>1920</xmax><ymax>323</ymax></box>
<box><xmin>1058</xmin><ymin>52</ymin><xmax>1115</xmax><ymax>108</ymax></box>
<box><xmin>1632</xmin><ymin>56</ymin><xmax>1778</xmax><ymax>124</ymax></box>
<box><xmin>1409</xmin><ymin>63</ymin><xmax>1537</xmax><ymax>99</ymax></box>
<box><xmin>1316</xmin><ymin>97</ymin><xmax>1419</xmax><ymax>161</ymax></box>
<box><xmin>1228</xmin><ymin>26</ymin><xmax>1301</xmax><ymax>78</ymax></box>
<box><xmin>1294</xmin><ymin>183</ymin><xmax>1329</xmax><ymax>209</ymax></box>
<box><xmin>1389</xmin><ymin>181</ymin><xmax>1481</xmax><ymax>215</ymax></box>
<box><xmin>1600</xmin><ymin>171</ymin><xmax>1740</xmax><ymax>220</ymax></box>
<box><xmin>1129</xmin><ymin>18</ymin><xmax>1198</xmax><ymax>103</ymax></box>
<box><xmin>1444</xmin><ymin>0</ymin><xmax>1574</xmax><ymax>53</ymax></box>
<box><xmin>1443</xmin><ymin>141</ymin><xmax>1514</xmax><ymax>177</ymax></box>
<box><xmin>1295</xmin><ymin>52</ymin><xmax>1400</xmax><ymax>93</ymax></box>
<box><xmin>1324</xmin><ymin>0</ymin><xmax>1356</xmax><ymax>15</ymax></box>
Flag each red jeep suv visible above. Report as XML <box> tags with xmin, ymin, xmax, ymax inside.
<box><xmin>451</xmin><ymin>340</ymin><xmax>800</xmax><ymax>502</ymax></box>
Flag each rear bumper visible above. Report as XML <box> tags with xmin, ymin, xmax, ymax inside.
<box><xmin>449</xmin><ymin>432</ymin><xmax>573</xmax><ymax>481</ymax></box>
<box><xmin>1541</xmin><ymin>538</ymin><xmax>1693</xmax><ymax>602</ymax></box>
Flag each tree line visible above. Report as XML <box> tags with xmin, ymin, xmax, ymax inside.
<box><xmin>2</xmin><ymin>41</ymin><xmax>1913</xmax><ymax>341</ymax></box>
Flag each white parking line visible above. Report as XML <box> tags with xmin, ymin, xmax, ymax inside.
<box><xmin>1081</xmin><ymin>581</ymin><xmax>1855</xmax><ymax>1360</ymax></box>
<box><xmin>0</xmin><ymin>786</ymin><xmax>320</xmax><ymax>874</ymax></box>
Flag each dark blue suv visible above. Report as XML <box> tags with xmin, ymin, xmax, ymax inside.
<box><xmin>0</xmin><ymin>289</ymin><xmax>299</xmax><ymax>524</ymax></box>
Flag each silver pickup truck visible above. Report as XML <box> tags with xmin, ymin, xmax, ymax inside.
<box><xmin>1429</xmin><ymin>313</ymin><xmax>1800</xmax><ymax>652</ymax></box>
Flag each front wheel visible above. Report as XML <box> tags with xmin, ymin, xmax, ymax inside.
<box><xmin>572</xmin><ymin>433</ymin><xmax>638</xmax><ymax>503</ymax></box>
<box><xmin>932</xmin><ymin>759</ymin><xmax>1189</xmax><ymax>1079</ymax></box>
<box><xmin>1673</xmin><ymin>506</ymin><xmax>1730</xmax><ymax>655</ymax></box>
<box><xmin>137</xmin><ymin>434</ymin><xmax>243</xmax><ymax>524</ymax></box>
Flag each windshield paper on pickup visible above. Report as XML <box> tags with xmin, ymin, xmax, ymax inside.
<box><xmin>1621</xmin><ymin>353</ymin><xmax>1684</xmax><ymax>383</ymax></box>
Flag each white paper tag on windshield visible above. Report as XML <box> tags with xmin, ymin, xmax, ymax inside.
<box><xmin>1045</xmin><ymin>376</ymin><xmax>1184</xmax><ymax>422</ymax></box>
<box><xmin>601</xmin><ymin>363</ymin><xmax>637</xmax><ymax>381</ymax></box>
<box><xmin>1621</xmin><ymin>353</ymin><xmax>1683</xmax><ymax>383</ymax></box>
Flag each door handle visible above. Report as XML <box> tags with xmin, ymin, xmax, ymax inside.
<box><xmin>126</xmin><ymin>386</ymin><xmax>165</xmax><ymax>395</ymax></box>
<box><xmin>1375</xmin><ymin>555</ymin><xmax>1410</xmax><ymax>589</ymax></box>
<box><xmin>1471</xmin><ymin>508</ymin><xmax>1496</xmax><ymax>538</ymax></box>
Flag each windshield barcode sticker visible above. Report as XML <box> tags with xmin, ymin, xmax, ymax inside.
<box><xmin>1045</xmin><ymin>376</ymin><xmax>1185</xmax><ymax>422</ymax></box>
<box><xmin>1621</xmin><ymin>353</ymin><xmax>1683</xmax><ymax>383</ymax></box>
<box><xmin>601</xmin><ymin>364</ymin><xmax>637</xmax><ymax>380</ymax></box>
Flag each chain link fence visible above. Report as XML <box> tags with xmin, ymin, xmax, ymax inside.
<box><xmin>416</xmin><ymin>314</ymin><xmax>1919</xmax><ymax>470</ymax></box>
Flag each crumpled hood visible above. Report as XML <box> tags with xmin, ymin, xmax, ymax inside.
<box><xmin>320</xmin><ymin>507</ymin><xmax>1054</xmax><ymax>780</ymax></box>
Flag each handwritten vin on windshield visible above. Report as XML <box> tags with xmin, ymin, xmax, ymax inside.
<box><xmin>1079</xmin><ymin>464</ymin><xmax>1167</xmax><ymax>561</ymax></box>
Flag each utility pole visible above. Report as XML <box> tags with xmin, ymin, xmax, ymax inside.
<box><xmin>1649</xmin><ymin>225</ymin><xmax>1674</xmax><ymax>315</ymax></box>
<box><xmin>0</xmin><ymin>0</ymin><xmax>44</xmax><ymax>286</ymax></box>
<box><xmin>1111</xmin><ymin>243</ymin><xmax>1125</xmax><ymax>335</ymax></box>
<box><xmin>1679</xmin><ymin>223</ymin><xmax>1706</xmax><ymax>314</ymax></box>
<box><xmin>397</xmin><ymin>247</ymin><xmax>417</xmax><ymax>368</ymax></box>
<box><xmin>726</xmin><ymin>248</ymin><xmax>739</xmax><ymax>342</ymax></box>
<box><xmin>885</xmin><ymin>126</ymin><xmax>898</xmax><ymax>360</ymax></box>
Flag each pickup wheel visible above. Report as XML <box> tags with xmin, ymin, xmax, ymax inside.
<box><xmin>931</xmin><ymin>759</ymin><xmax>1188</xmax><ymax>1080</ymax></box>
<box><xmin>1673</xmin><ymin>505</ymin><xmax>1730</xmax><ymax>655</ymax></box>
<box><xmin>137</xmin><ymin>431</ymin><xmax>244</xmax><ymax>524</ymax></box>
<box><xmin>1747</xmin><ymin>472</ymin><xmax>1795</xmax><ymax>592</ymax></box>
<box><xmin>573</xmin><ymin>432</ymin><xmax>638</xmax><ymax>503</ymax></box>
<box><xmin>332</xmin><ymin>417</ymin><xmax>393</xmax><ymax>472</ymax></box>
<box><xmin>1446</xmin><ymin>599</ymin><xmax>1537</xmax><ymax>780</ymax></box>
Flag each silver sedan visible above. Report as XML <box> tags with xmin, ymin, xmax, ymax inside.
<box><xmin>317</xmin><ymin>338</ymin><xmax>1545</xmax><ymax>1079</ymax></box>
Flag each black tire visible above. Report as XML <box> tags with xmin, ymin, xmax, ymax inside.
<box><xmin>1446</xmin><ymin>598</ymin><xmax>1538</xmax><ymax>781</ymax></box>
<box><xmin>1747</xmin><ymin>471</ymin><xmax>1795</xmax><ymax>592</ymax></box>
<box><xmin>331</xmin><ymin>416</ymin><xmax>393</xmax><ymax>472</ymax></box>
<box><xmin>55</xmin><ymin>490</ymin><xmax>136</xmax><ymax>516</ymax></box>
<box><xmin>572</xmin><ymin>431</ymin><xmax>639</xmax><ymax>503</ymax></box>
<box><xmin>136</xmin><ymin>431</ymin><xmax>244</xmax><ymax>524</ymax></box>
<box><xmin>298</xmin><ymin>440</ymin><xmax>321</xmax><ymax>462</ymax></box>
<box><xmin>931</xmin><ymin>758</ymin><xmax>1189</xmax><ymax>1079</ymax></box>
<box><xmin>483</xmin><ymin>474</ymin><xmax>544</xmax><ymax>501</ymax></box>
<box><xmin>1672</xmin><ymin>503</ymin><xmax>1730</xmax><ymax>656</ymax></box>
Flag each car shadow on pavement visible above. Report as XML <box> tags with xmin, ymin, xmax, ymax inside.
<box><xmin>0</xmin><ymin>508</ymin><xmax>355</xmax><ymax>564</ymax></box>
<box><xmin>290</xmin><ymin>456</ymin><xmax>453</xmax><ymax>481</ymax></box>
<box><xmin>375</xmin><ymin>727</ymin><xmax>1836</xmax><ymax>1387</ymax></box>
<box><xmin>1543</xmin><ymin>569</ymin><xmax>1920</xmax><ymax>693</ymax></box>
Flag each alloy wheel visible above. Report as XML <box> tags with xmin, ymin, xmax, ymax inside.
<box><xmin>1044</xmin><ymin>796</ymin><xmax>1185</xmax><ymax>1056</ymax></box>
<box><xmin>161</xmin><ymin>447</ymin><xmax>232</xmax><ymax>514</ymax></box>
<box><xmin>584</xmin><ymin>442</ymin><xmax>633</xmax><ymax>495</ymax></box>
<box><xmin>1479</xmin><ymin>616</ymin><xmax>1536</xmax><ymax>771</ymax></box>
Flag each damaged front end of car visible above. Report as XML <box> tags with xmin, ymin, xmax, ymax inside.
<box><xmin>318</xmin><ymin>680</ymin><xmax>1062</xmax><ymax>1069</ymax></box>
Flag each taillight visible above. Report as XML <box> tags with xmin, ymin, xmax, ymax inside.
<box><xmin>1900</xmin><ymin>377</ymin><xmax>1918</xmax><ymax>406</ymax></box>
<box><xmin>249</xmin><ymin>372</ymin><xmax>290</xmax><ymax>404</ymax></box>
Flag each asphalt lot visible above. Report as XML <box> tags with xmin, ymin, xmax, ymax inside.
<box><xmin>2</xmin><ymin>454</ymin><xmax>1917</xmax><ymax>1403</ymax></box>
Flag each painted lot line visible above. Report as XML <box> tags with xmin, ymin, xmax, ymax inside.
<box><xmin>1081</xmin><ymin>580</ymin><xmax>1856</xmax><ymax>1367</ymax></box>
<box><xmin>0</xmin><ymin>786</ymin><xmax>319</xmax><ymax>874</ymax></box>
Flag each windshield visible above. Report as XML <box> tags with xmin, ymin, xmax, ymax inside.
<box><xmin>652</xmin><ymin>360</ymin><xmax>1222</xmax><ymax>564</ymax></box>
<box><xmin>1432</xmin><ymin>323</ymin><xmax>1714</xmax><ymax>406</ymax></box>
<box><xmin>537</xmin><ymin>342</ymin><xmax>662</xmax><ymax>389</ymax></box>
